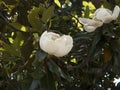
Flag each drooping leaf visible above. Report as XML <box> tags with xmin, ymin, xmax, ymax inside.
<box><xmin>47</xmin><ymin>60</ymin><xmax>71</xmax><ymax>82</ymax></box>
<box><xmin>89</xmin><ymin>29</ymin><xmax>102</xmax><ymax>57</ymax></box>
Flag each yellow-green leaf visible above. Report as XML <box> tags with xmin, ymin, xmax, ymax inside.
<box><xmin>54</xmin><ymin>0</ymin><xmax>61</xmax><ymax>7</ymax></box>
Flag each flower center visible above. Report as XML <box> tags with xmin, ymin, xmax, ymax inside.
<box><xmin>51</xmin><ymin>35</ymin><xmax>60</xmax><ymax>40</ymax></box>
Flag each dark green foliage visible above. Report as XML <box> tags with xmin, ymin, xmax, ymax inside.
<box><xmin>0</xmin><ymin>0</ymin><xmax>120</xmax><ymax>90</ymax></box>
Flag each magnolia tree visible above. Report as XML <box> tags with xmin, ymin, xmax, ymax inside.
<box><xmin>0</xmin><ymin>0</ymin><xmax>120</xmax><ymax>90</ymax></box>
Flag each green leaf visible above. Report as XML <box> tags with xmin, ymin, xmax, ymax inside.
<box><xmin>54</xmin><ymin>0</ymin><xmax>61</xmax><ymax>7</ymax></box>
<box><xmin>42</xmin><ymin>5</ymin><xmax>54</xmax><ymax>23</ymax></box>
<box><xmin>47</xmin><ymin>60</ymin><xmax>71</xmax><ymax>82</ymax></box>
<box><xmin>39</xmin><ymin>70</ymin><xmax>56</xmax><ymax>90</ymax></box>
<box><xmin>11</xmin><ymin>22</ymin><xmax>28</xmax><ymax>32</ymax></box>
<box><xmin>13</xmin><ymin>32</ymin><xmax>23</xmax><ymax>49</ymax></box>
<box><xmin>21</xmin><ymin>78</ymin><xmax>32</xmax><ymax>90</ymax></box>
<box><xmin>29</xmin><ymin>80</ymin><xmax>40</xmax><ymax>90</ymax></box>
<box><xmin>102</xmin><ymin>24</ymin><xmax>116</xmax><ymax>38</ymax></box>
<box><xmin>113</xmin><ymin>53</ymin><xmax>120</xmax><ymax>74</ymax></box>
<box><xmin>30</xmin><ymin>70</ymin><xmax>45</xmax><ymax>80</ymax></box>
<box><xmin>28</xmin><ymin>5</ymin><xmax>45</xmax><ymax>30</ymax></box>
<box><xmin>89</xmin><ymin>30</ymin><xmax>102</xmax><ymax>56</ymax></box>
<box><xmin>11</xmin><ymin>22</ymin><xmax>38</xmax><ymax>32</ymax></box>
<box><xmin>74</xmin><ymin>32</ymin><xmax>93</xmax><ymax>41</ymax></box>
<box><xmin>32</xmin><ymin>50</ymin><xmax>47</xmax><ymax>67</ymax></box>
<box><xmin>3</xmin><ymin>43</ymin><xmax>21</xmax><ymax>57</ymax></box>
<box><xmin>84</xmin><ymin>6</ymin><xmax>90</xmax><ymax>18</ymax></box>
<box><xmin>2</xmin><ymin>0</ymin><xmax>17</xmax><ymax>5</ymax></box>
<box><xmin>111</xmin><ymin>41</ymin><xmax>120</xmax><ymax>74</ymax></box>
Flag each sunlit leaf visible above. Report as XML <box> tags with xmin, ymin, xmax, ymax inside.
<box><xmin>54</xmin><ymin>0</ymin><xmax>61</xmax><ymax>7</ymax></box>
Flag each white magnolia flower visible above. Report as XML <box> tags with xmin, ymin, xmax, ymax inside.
<box><xmin>39</xmin><ymin>31</ymin><xmax>73</xmax><ymax>57</ymax></box>
<box><xmin>79</xmin><ymin>18</ymin><xmax>103</xmax><ymax>32</ymax></box>
<box><xmin>93</xmin><ymin>5</ymin><xmax>120</xmax><ymax>23</ymax></box>
<box><xmin>79</xmin><ymin>5</ymin><xmax>120</xmax><ymax>32</ymax></box>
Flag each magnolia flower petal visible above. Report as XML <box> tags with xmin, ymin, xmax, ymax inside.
<box><xmin>79</xmin><ymin>18</ymin><xmax>103</xmax><ymax>27</ymax></box>
<box><xmin>39</xmin><ymin>31</ymin><xmax>59</xmax><ymax>54</ymax></box>
<box><xmin>84</xmin><ymin>25</ymin><xmax>97</xmax><ymax>32</ymax></box>
<box><xmin>94</xmin><ymin>8</ymin><xmax>112</xmax><ymax>15</ymax></box>
<box><xmin>79</xmin><ymin>18</ymin><xmax>92</xmax><ymax>25</ymax></box>
<box><xmin>54</xmin><ymin>35</ymin><xmax>73</xmax><ymax>57</ymax></box>
<box><xmin>112</xmin><ymin>5</ymin><xmax>120</xmax><ymax>20</ymax></box>
<box><xmin>93</xmin><ymin>8</ymin><xmax>113</xmax><ymax>23</ymax></box>
<box><xmin>79</xmin><ymin>18</ymin><xmax>95</xmax><ymax>25</ymax></box>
